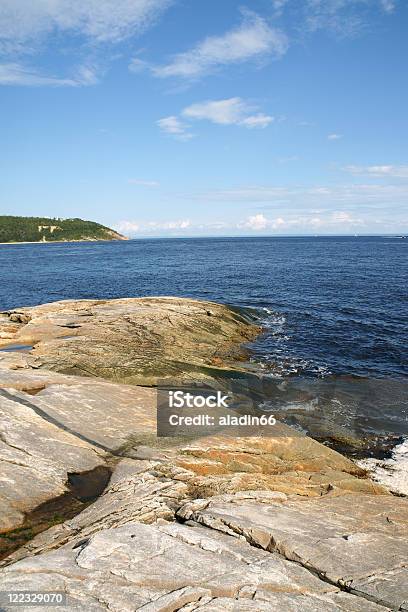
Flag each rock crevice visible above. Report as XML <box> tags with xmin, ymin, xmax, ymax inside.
<box><xmin>0</xmin><ymin>298</ymin><xmax>406</xmax><ymax>611</ymax></box>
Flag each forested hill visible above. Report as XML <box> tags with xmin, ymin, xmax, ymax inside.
<box><xmin>0</xmin><ymin>216</ymin><xmax>127</xmax><ymax>243</ymax></box>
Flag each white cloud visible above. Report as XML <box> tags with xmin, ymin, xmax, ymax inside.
<box><xmin>156</xmin><ymin>115</ymin><xmax>193</xmax><ymax>140</ymax></box>
<box><xmin>200</xmin><ymin>186</ymin><xmax>293</xmax><ymax>202</ymax></box>
<box><xmin>183</xmin><ymin>98</ymin><xmax>248</xmax><ymax>125</ymax></box>
<box><xmin>116</xmin><ymin>199</ymin><xmax>408</xmax><ymax>236</ymax></box>
<box><xmin>0</xmin><ymin>63</ymin><xmax>74</xmax><ymax>86</ymax></box>
<box><xmin>345</xmin><ymin>164</ymin><xmax>408</xmax><ymax>179</ymax></box>
<box><xmin>128</xmin><ymin>57</ymin><xmax>149</xmax><ymax>73</ymax></box>
<box><xmin>128</xmin><ymin>179</ymin><xmax>160</xmax><ymax>187</ymax></box>
<box><xmin>239</xmin><ymin>210</ymin><xmax>364</xmax><ymax>232</ymax></box>
<box><xmin>153</xmin><ymin>10</ymin><xmax>288</xmax><ymax>79</ymax></box>
<box><xmin>243</xmin><ymin>213</ymin><xmax>269</xmax><ymax>230</ymax></box>
<box><xmin>157</xmin><ymin>115</ymin><xmax>181</xmax><ymax>133</ymax></box>
<box><xmin>277</xmin><ymin>155</ymin><xmax>299</xmax><ymax>163</ymax></box>
<box><xmin>239</xmin><ymin>214</ymin><xmax>302</xmax><ymax>231</ymax></box>
<box><xmin>304</xmin><ymin>0</ymin><xmax>362</xmax><ymax>36</ymax></box>
<box><xmin>0</xmin><ymin>1</ymin><xmax>171</xmax><ymax>87</ymax></box>
<box><xmin>182</xmin><ymin>98</ymin><xmax>274</xmax><ymax>129</ymax></box>
<box><xmin>157</xmin><ymin>99</ymin><xmax>274</xmax><ymax>138</ymax></box>
<box><xmin>331</xmin><ymin>210</ymin><xmax>362</xmax><ymax>224</ymax></box>
<box><xmin>0</xmin><ymin>0</ymin><xmax>172</xmax><ymax>50</ymax></box>
<box><xmin>301</xmin><ymin>0</ymin><xmax>397</xmax><ymax>38</ymax></box>
<box><xmin>116</xmin><ymin>219</ymin><xmax>191</xmax><ymax>236</ymax></box>
<box><xmin>0</xmin><ymin>62</ymin><xmax>99</xmax><ymax>86</ymax></box>
<box><xmin>192</xmin><ymin>182</ymin><xmax>408</xmax><ymax>209</ymax></box>
<box><xmin>238</xmin><ymin>113</ymin><xmax>274</xmax><ymax>129</ymax></box>
<box><xmin>379</xmin><ymin>0</ymin><xmax>396</xmax><ymax>13</ymax></box>
<box><xmin>240</xmin><ymin>214</ymin><xmax>290</xmax><ymax>231</ymax></box>
<box><xmin>276</xmin><ymin>0</ymin><xmax>397</xmax><ymax>25</ymax></box>
<box><xmin>74</xmin><ymin>64</ymin><xmax>100</xmax><ymax>85</ymax></box>
<box><xmin>145</xmin><ymin>219</ymin><xmax>191</xmax><ymax>230</ymax></box>
<box><xmin>115</xmin><ymin>221</ymin><xmax>140</xmax><ymax>234</ymax></box>
<box><xmin>328</xmin><ymin>133</ymin><xmax>342</xmax><ymax>140</ymax></box>
<box><xmin>272</xmin><ymin>1</ymin><xmax>290</xmax><ymax>16</ymax></box>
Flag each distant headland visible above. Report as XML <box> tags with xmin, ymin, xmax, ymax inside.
<box><xmin>0</xmin><ymin>216</ymin><xmax>127</xmax><ymax>244</ymax></box>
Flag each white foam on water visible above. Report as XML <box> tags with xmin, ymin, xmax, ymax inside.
<box><xmin>259</xmin><ymin>398</ymin><xmax>319</xmax><ymax>413</ymax></box>
<box><xmin>258</xmin><ymin>308</ymin><xmax>286</xmax><ymax>327</ymax></box>
<box><xmin>253</xmin><ymin>306</ymin><xmax>331</xmax><ymax>379</ymax></box>
<box><xmin>357</xmin><ymin>438</ymin><xmax>408</xmax><ymax>496</ymax></box>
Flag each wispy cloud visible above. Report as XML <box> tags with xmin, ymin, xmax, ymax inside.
<box><xmin>0</xmin><ymin>0</ymin><xmax>172</xmax><ymax>50</ymax></box>
<box><xmin>301</xmin><ymin>0</ymin><xmax>397</xmax><ymax>38</ymax></box>
<box><xmin>272</xmin><ymin>1</ymin><xmax>290</xmax><ymax>17</ymax></box>
<box><xmin>0</xmin><ymin>62</ymin><xmax>99</xmax><ymax>86</ymax></box>
<box><xmin>115</xmin><ymin>180</ymin><xmax>408</xmax><ymax>236</ymax></box>
<box><xmin>192</xmin><ymin>182</ymin><xmax>408</xmax><ymax>209</ymax></box>
<box><xmin>128</xmin><ymin>179</ymin><xmax>160</xmax><ymax>187</ymax></box>
<box><xmin>331</xmin><ymin>210</ymin><xmax>360</xmax><ymax>223</ymax></box>
<box><xmin>344</xmin><ymin>164</ymin><xmax>408</xmax><ymax>179</ymax></box>
<box><xmin>0</xmin><ymin>0</ymin><xmax>172</xmax><ymax>86</ymax></box>
<box><xmin>148</xmin><ymin>219</ymin><xmax>191</xmax><ymax>230</ymax></box>
<box><xmin>152</xmin><ymin>10</ymin><xmax>288</xmax><ymax>79</ymax></box>
<box><xmin>277</xmin><ymin>155</ymin><xmax>299</xmax><ymax>163</ymax></box>
<box><xmin>156</xmin><ymin>115</ymin><xmax>193</xmax><ymax>140</ymax></box>
<box><xmin>197</xmin><ymin>186</ymin><xmax>295</xmax><ymax>202</ymax></box>
<box><xmin>379</xmin><ymin>0</ymin><xmax>397</xmax><ymax>13</ymax></box>
<box><xmin>328</xmin><ymin>133</ymin><xmax>342</xmax><ymax>140</ymax></box>
<box><xmin>131</xmin><ymin>1</ymin><xmax>399</xmax><ymax>83</ymax></box>
<box><xmin>128</xmin><ymin>57</ymin><xmax>150</xmax><ymax>73</ymax></box>
<box><xmin>116</xmin><ymin>219</ymin><xmax>191</xmax><ymax>236</ymax></box>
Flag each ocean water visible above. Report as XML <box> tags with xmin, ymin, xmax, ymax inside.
<box><xmin>1</xmin><ymin>236</ymin><xmax>407</xmax><ymax>454</ymax></box>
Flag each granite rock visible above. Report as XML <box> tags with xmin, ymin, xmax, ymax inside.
<box><xmin>0</xmin><ymin>297</ymin><xmax>260</xmax><ymax>385</ymax></box>
<box><xmin>0</xmin><ymin>298</ymin><xmax>406</xmax><ymax>611</ymax></box>
<box><xmin>0</xmin><ymin>460</ymin><xmax>396</xmax><ymax>611</ymax></box>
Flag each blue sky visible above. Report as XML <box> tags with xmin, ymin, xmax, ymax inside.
<box><xmin>1</xmin><ymin>0</ymin><xmax>407</xmax><ymax>236</ymax></box>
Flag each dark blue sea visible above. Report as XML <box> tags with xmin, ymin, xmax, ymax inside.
<box><xmin>1</xmin><ymin>236</ymin><xmax>407</xmax><ymax>453</ymax></box>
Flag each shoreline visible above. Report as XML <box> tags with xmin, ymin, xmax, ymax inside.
<box><xmin>0</xmin><ymin>237</ymin><xmax>128</xmax><ymax>245</ymax></box>
<box><xmin>358</xmin><ymin>437</ymin><xmax>408</xmax><ymax>496</ymax></box>
<box><xmin>0</xmin><ymin>299</ymin><xmax>404</xmax><ymax>465</ymax></box>
<box><xmin>0</xmin><ymin>296</ymin><xmax>407</xmax><ymax>609</ymax></box>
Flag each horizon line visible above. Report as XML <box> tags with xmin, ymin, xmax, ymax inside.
<box><xmin>121</xmin><ymin>233</ymin><xmax>407</xmax><ymax>240</ymax></box>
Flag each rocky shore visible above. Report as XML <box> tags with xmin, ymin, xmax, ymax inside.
<box><xmin>0</xmin><ymin>298</ymin><xmax>407</xmax><ymax>611</ymax></box>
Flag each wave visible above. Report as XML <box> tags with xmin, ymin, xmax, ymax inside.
<box><xmin>357</xmin><ymin>438</ymin><xmax>408</xmax><ymax>496</ymax></box>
